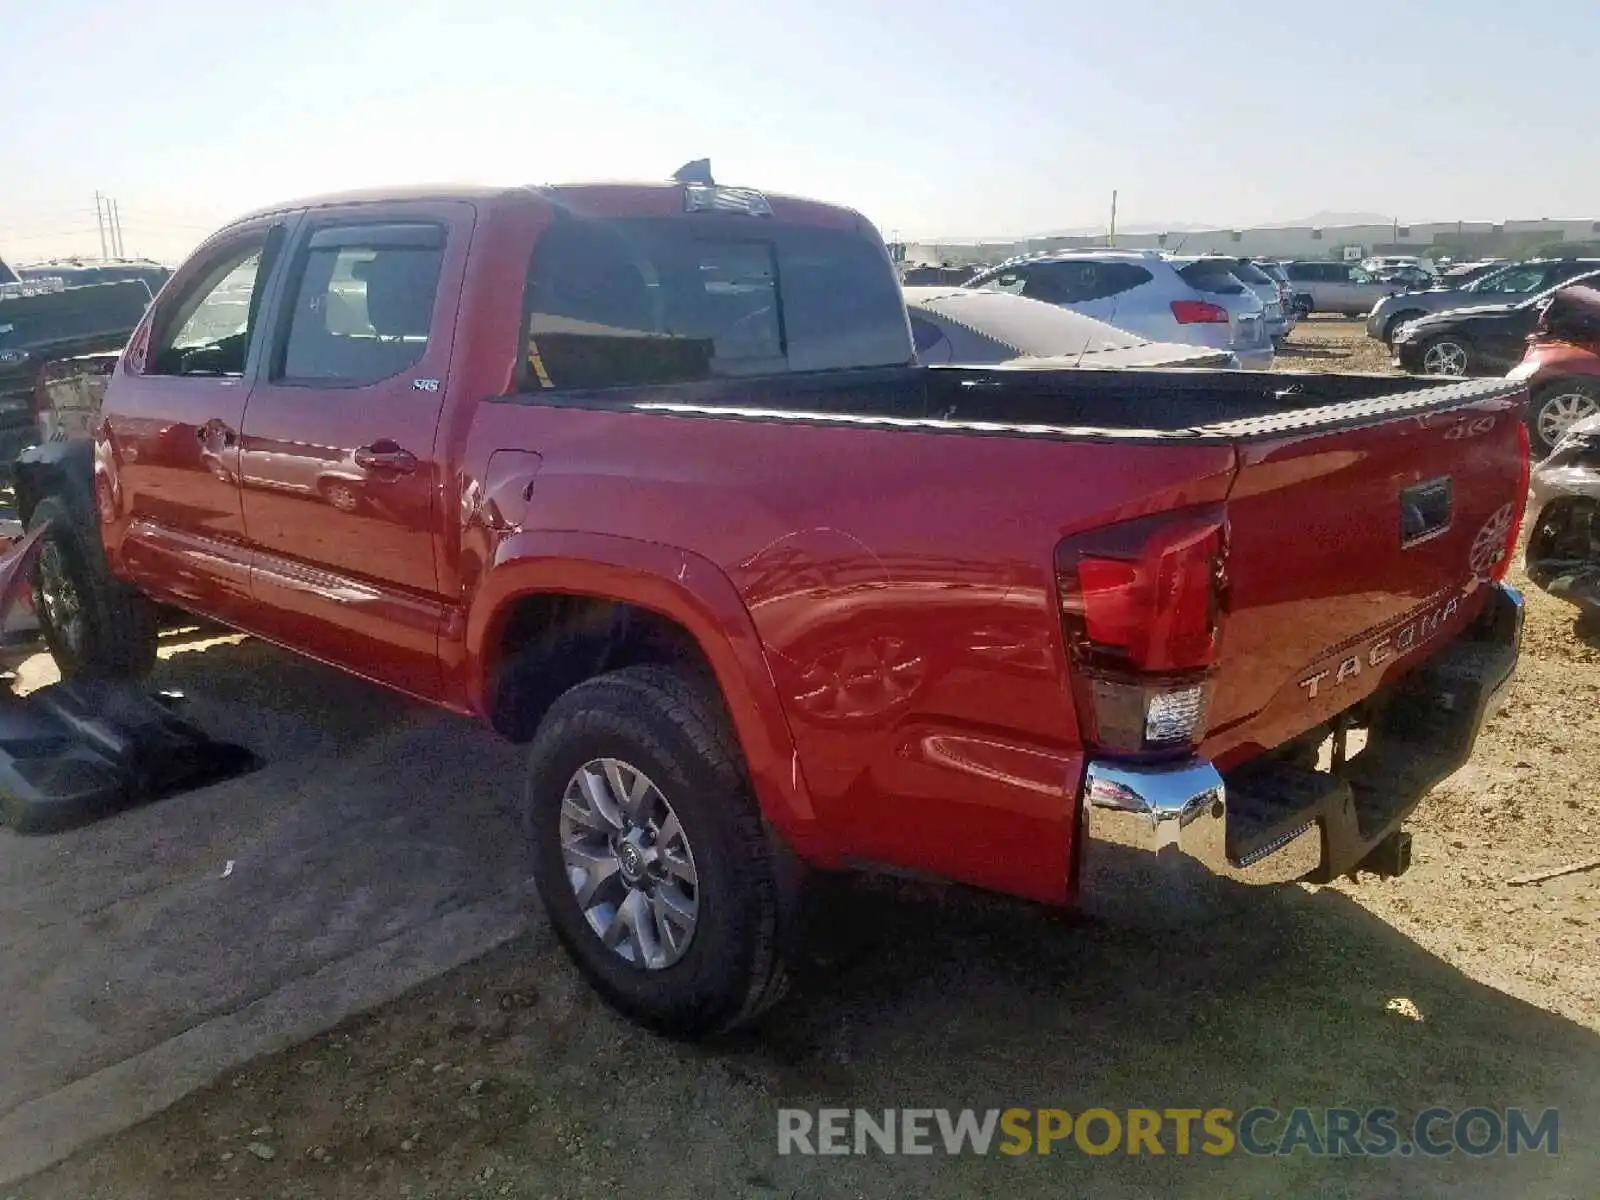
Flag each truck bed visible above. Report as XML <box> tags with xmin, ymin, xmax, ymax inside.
<box><xmin>509</xmin><ymin>364</ymin><xmax>1524</xmax><ymax>441</ymax></box>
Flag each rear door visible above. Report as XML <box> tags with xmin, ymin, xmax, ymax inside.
<box><xmin>1475</xmin><ymin>307</ymin><xmax>1542</xmax><ymax>372</ymax></box>
<box><xmin>235</xmin><ymin>201</ymin><xmax>473</xmax><ymax>699</ymax></box>
<box><xmin>1204</xmin><ymin>385</ymin><xmax>1527</xmax><ymax>766</ymax></box>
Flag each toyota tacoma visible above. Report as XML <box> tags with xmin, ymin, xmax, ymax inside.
<box><xmin>14</xmin><ymin>174</ymin><xmax>1530</xmax><ymax>1037</ymax></box>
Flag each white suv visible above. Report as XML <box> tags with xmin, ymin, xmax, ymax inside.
<box><xmin>963</xmin><ymin>249</ymin><xmax>1274</xmax><ymax>370</ymax></box>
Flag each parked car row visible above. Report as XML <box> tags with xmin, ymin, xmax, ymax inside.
<box><xmin>1389</xmin><ymin>275</ymin><xmax>1600</xmax><ymax>454</ymax></box>
<box><xmin>955</xmin><ymin>248</ymin><xmax>1282</xmax><ymax>369</ymax></box>
<box><xmin>1275</xmin><ymin>260</ymin><xmax>1398</xmax><ymax>317</ymax></box>
<box><xmin>1369</xmin><ymin>257</ymin><xmax>1600</xmax><ymax>345</ymax></box>
<box><xmin>902</xmin><ymin>286</ymin><xmax>1238</xmax><ymax>370</ymax></box>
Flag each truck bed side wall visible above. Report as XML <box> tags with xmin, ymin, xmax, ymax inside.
<box><xmin>459</xmin><ymin>393</ymin><xmax>1236</xmax><ymax>903</ymax></box>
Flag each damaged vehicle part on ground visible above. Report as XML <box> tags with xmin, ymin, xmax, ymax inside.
<box><xmin>1525</xmin><ymin>413</ymin><xmax>1600</xmax><ymax>619</ymax></box>
<box><xmin>0</xmin><ymin>523</ymin><xmax>256</xmax><ymax>832</ymax></box>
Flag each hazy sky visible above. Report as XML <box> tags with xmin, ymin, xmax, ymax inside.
<box><xmin>3</xmin><ymin>0</ymin><xmax>1595</xmax><ymax>263</ymax></box>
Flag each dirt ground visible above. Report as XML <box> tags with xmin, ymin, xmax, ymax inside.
<box><xmin>13</xmin><ymin>321</ymin><xmax>1600</xmax><ymax>1199</ymax></box>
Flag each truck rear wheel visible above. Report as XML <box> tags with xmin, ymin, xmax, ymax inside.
<box><xmin>27</xmin><ymin>495</ymin><xmax>159</xmax><ymax>680</ymax></box>
<box><xmin>523</xmin><ymin>664</ymin><xmax>791</xmax><ymax>1037</ymax></box>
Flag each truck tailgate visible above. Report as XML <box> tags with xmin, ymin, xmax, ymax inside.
<box><xmin>1203</xmin><ymin>380</ymin><xmax>1528</xmax><ymax>766</ymax></box>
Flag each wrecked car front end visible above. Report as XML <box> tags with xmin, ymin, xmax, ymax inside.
<box><xmin>1527</xmin><ymin>413</ymin><xmax>1600</xmax><ymax>618</ymax></box>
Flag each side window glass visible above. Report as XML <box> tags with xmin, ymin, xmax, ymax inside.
<box><xmin>149</xmin><ymin>235</ymin><xmax>277</xmax><ymax>376</ymax></box>
<box><xmin>976</xmin><ymin>271</ymin><xmax>1027</xmax><ymax>295</ymax></box>
<box><xmin>277</xmin><ymin>225</ymin><xmax>444</xmax><ymax>387</ymax></box>
<box><xmin>1486</xmin><ymin>266</ymin><xmax>1544</xmax><ymax>294</ymax></box>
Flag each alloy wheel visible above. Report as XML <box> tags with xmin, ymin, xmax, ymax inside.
<box><xmin>35</xmin><ymin>540</ymin><xmax>86</xmax><ymax>656</ymax></box>
<box><xmin>558</xmin><ymin>757</ymin><xmax>699</xmax><ymax>970</ymax></box>
<box><xmin>1421</xmin><ymin>340</ymin><xmax>1469</xmax><ymax>376</ymax></box>
<box><xmin>1536</xmin><ymin>391</ymin><xmax>1600</xmax><ymax>452</ymax></box>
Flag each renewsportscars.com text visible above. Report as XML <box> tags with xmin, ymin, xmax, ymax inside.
<box><xmin>777</xmin><ymin>1107</ymin><xmax>1559</xmax><ymax>1158</ymax></box>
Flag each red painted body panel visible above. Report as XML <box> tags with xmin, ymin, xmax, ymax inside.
<box><xmin>1518</xmin><ymin>338</ymin><xmax>1600</xmax><ymax>386</ymax></box>
<box><xmin>95</xmin><ymin>181</ymin><xmax>1530</xmax><ymax>908</ymax></box>
<box><xmin>1203</xmin><ymin>394</ymin><xmax>1527</xmax><ymax>769</ymax></box>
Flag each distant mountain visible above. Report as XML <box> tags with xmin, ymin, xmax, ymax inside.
<box><xmin>1034</xmin><ymin>220</ymin><xmax>1216</xmax><ymax>237</ymax></box>
<box><xmin>1260</xmin><ymin>210</ymin><xmax>1396</xmax><ymax>229</ymax></box>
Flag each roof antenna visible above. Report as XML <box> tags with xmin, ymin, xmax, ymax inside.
<box><xmin>672</xmin><ymin>158</ymin><xmax>714</xmax><ymax>185</ymax></box>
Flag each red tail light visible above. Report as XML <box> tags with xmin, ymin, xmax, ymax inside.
<box><xmin>1170</xmin><ymin>299</ymin><xmax>1230</xmax><ymax>325</ymax></box>
<box><xmin>1056</xmin><ymin>507</ymin><xmax>1228</xmax><ymax>758</ymax></box>
<box><xmin>1492</xmin><ymin>421</ymin><xmax>1531</xmax><ymax>584</ymax></box>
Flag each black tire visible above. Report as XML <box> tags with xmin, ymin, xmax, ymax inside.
<box><xmin>1527</xmin><ymin>380</ymin><xmax>1600</xmax><ymax>458</ymax></box>
<box><xmin>27</xmin><ymin>494</ymin><xmax>159</xmax><ymax>680</ymax></box>
<box><xmin>524</xmin><ymin>664</ymin><xmax>791</xmax><ymax>1038</ymax></box>
<box><xmin>1383</xmin><ymin>310</ymin><xmax>1425</xmax><ymax>344</ymax></box>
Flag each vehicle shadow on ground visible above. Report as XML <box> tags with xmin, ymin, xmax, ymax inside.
<box><xmin>1276</xmin><ymin>345</ymin><xmax>1348</xmax><ymax>360</ymax></box>
<box><xmin>1572</xmin><ymin>614</ymin><xmax>1600</xmax><ymax>649</ymax></box>
<box><xmin>145</xmin><ymin>630</ymin><xmax>428</xmax><ymax>747</ymax></box>
<box><xmin>16</xmin><ymin>640</ymin><xmax>1594</xmax><ymax>1200</ymax></box>
<box><xmin>705</xmin><ymin>870</ymin><xmax>1598</xmax><ymax>1198</ymax></box>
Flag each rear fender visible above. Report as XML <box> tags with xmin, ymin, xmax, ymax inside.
<box><xmin>462</xmin><ymin>530</ymin><xmax>833</xmax><ymax>865</ymax></box>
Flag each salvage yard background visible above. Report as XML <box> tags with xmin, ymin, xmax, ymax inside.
<box><xmin>8</xmin><ymin>319</ymin><xmax>1598</xmax><ymax>1199</ymax></box>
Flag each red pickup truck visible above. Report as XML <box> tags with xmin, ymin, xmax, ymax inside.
<box><xmin>15</xmin><ymin>178</ymin><xmax>1529</xmax><ymax>1037</ymax></box>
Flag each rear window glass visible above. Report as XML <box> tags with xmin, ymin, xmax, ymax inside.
<box><xmin>522</xmin><ymin>217</ymin><xmax>911</xmax><ymax>391</ymax></box>
<box><xmin>1228</xmin><ymin>261</ymin><xmax>1272</xmax><ymax>286</ymax></box>
<box><xmin>1177</xmin><ymin>262</ymin><xmax>1247</xmax><ymax>295</ymax></box>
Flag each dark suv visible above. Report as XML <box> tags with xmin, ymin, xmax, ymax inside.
<box><xmin>1369</xmin><ymin>258</ymin><xmax>1600</xmax><ymax>344</ymax></box>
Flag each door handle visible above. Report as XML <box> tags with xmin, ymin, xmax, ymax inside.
<box><xmin>196</xmin><ymin>420</ymin><xmax>237</xmax><ymax>446</ymax></box>
<box><xmin>354</xmin><ymin>443</ymin><xmax>418</xmax><ymax>473</ymax></box>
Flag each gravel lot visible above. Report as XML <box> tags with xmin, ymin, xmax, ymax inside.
<box><xmin>14</xmin><ymin>321</ymin><xmax>1599</xmax><ymax>1199</ymax></box>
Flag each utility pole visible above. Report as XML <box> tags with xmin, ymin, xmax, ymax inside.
<box><xmin>94</xmin><ymin>191</ymin><xmax>109</xmax><ymax>259</ymax></box>
<box><xmin>110</xmin><ymin>198</ymin><xmax>124</xmax><ymax>258</ymax></box>
<box><xmin>1108</xmin><ymin>189</ymin><xmax>1118</xmax><ymax>247</ymax></box>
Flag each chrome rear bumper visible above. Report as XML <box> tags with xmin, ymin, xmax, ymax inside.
<box><xmin>1083</xmin><ymin>759</ymin><xmax>1321</xmax><ymax>886</ymax></box>
<box><xmin>1079</xmin><ymin>582</ymin><xmax>1523</xmax><ymax>895</ymax></box>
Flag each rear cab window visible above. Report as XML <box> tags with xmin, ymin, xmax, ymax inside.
<box><xmin>521</xmin><ymin>212</ymin><xmax>911</xmax><ymax>391</ymax></box>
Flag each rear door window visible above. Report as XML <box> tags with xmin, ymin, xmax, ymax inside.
<box><xmin>274</xmin><ymin>224</ymin><xmax>446</xmax><ymax>387</ymax></box>
<box><xmin>522</xmin><ymin>217</ymin><xmax>910</xmax><ymax>390</ymax></box>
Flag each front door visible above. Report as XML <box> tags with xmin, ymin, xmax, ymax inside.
<box><xmin>236</xmin><ymin>202</ymin><xmax>472</xmax><ymax>699</ymax></box>
<box><xmin>102</xmin><ymin>219</ymin><xmax>291</xmax><ymax>623</ymax></box>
